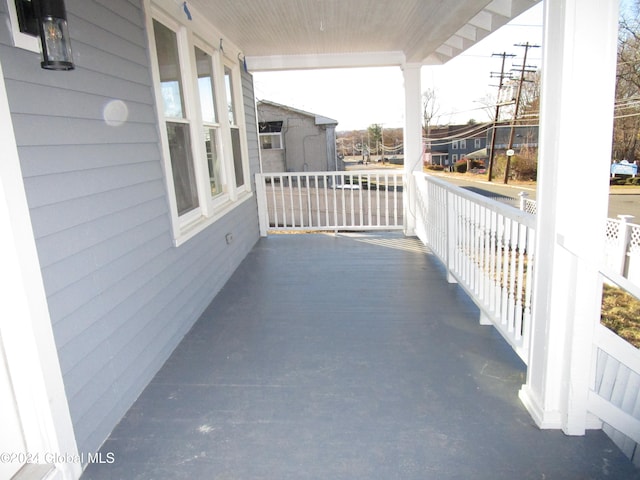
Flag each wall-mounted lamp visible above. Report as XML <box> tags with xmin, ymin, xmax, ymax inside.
<box><xmin>36</xmin><ymin>0</ymin><xmax>74</xmax><ymax>70</ymax></box>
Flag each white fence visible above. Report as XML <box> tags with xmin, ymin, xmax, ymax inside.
<box><xmin>255</xmin><ymin>171</ymin><xmax>404</xmax><ymax>235</ymax></box>
<box><xmin>589</xmin><ymin>267</ymin><xmax>640</xmax><ymax>466</ymax></box>
<box><xmin>413</xmin><ymin>172</ymin><xmax>536</xmax><ymax>363</ymax></box>
<box><xmin>604</xmin><ymin>216</ymin><xmax>640</xmax><ymax>287</ymax></box>
<box><xmin>519</xmin><ymin>196</ymin><xmax>640</xmax><ymax>287</ymax></box>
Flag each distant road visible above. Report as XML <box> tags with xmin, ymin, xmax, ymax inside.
<box><xmin>429</xmin><ymin>174</ymin><xmax>640</xmax><ymax>221</ymax></box>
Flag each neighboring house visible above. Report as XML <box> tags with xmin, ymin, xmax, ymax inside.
<box><xmin>257</xmin><ymin>100</ymin><xmax>339</xmax><ymax>172</ymax></box>
<box><xmin>426</xmin><ymin>124</ymin><xmax>488</xmax><ymax>166</ymax></box>
<box><xmin>487</xmin><ymin>123</ymin><xmax>539</xmax><ymax>152</ymax></box>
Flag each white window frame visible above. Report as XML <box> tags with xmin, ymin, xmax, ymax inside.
<box><xmin>259</xmin><ymin>133</ymin><xmax>283</xmax><ymax>150</ymax></box>
<box><xmin>451</xmin><ymin>140</ymin><xmax>458</xmax><ymax>150</ymax></box>
<box><xmin>6</xmin><ymin>0</ymin><xmax>41</xmax><ymax>52</ymax></box>
<box><xmin>223</xmin><ymin>59</ymin><xmax>251</xmax><ymax>195</ymax></box>
<box><xmin>452</xmin><ymin>154</ymin><xmax>459</xmax><ymax>162</ymax></box>
<box><xmin>192</xmin><ymin>37</ymin><xmax>229</xmax><ymax>209</ymax></box>
<box><xmin>460</xmin><ymin>139</ymin><xmax>467</xmax><ymax>149</ymax></box>
<box><xmin>145</xmin><ymin>0</ymin><xmax>252</xmax><ymax>245</ymax></box>
<box><xmin>259</xmin><ymin>121</ymin><xmax>284</xmax><ymax>150</ymax></box>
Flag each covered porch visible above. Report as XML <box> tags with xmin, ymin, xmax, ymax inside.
<box><xmin>82</xmin><ymin>232</ymin><xmax>639</xmax><ymax>479</ymax></box>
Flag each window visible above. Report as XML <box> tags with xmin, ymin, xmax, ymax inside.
<box><xmin>147</xmin><ymin>2</ymin><xmax>251</xmax><ymax>244</ymax></box>
<box><xmin>452</xmin><ymin>154</ymin><xmax>459</xmax><ymax>162</ymax></box>
<box><xmin>452</xmin><ymin>141</ymin><xmax>458</xmax><ymax>150</ymax></box>
<box><xmin>460</xmin><ymin>139</ymin><xmax>467</xmax><ymax>149</ymax></box>
<box><xmin>194</xmin><ymin>46</ymin><xmax>222</xmax><ymax>198</ymax></box>
<box><xmin>153</xmin><ymin>19</ymin><xmax>199</xmax><ymax>217</ymax></box>
<box><xmin>259</xmin><ymin>121</ymin><xmax>283</xmax><ymax>150</ymax></box>
<box><xmin>224</xmin><ymin>64</ymin><xmax>246</xmax><ymax>188</ymax></box>
<box><xmin>475</xmin><ymin>138</ymin><xmax>482</xmax><ymax>149</ymax></box>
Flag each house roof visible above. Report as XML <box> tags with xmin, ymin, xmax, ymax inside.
<box><xmin>257</xmin><ymin>100</ymin><xmax>339</xmax><ymax>126</ymax></box>
<box><xmin>187</xmin><ymin>0</ymin><xmax>541</xmax><ymax>71</ymax></box>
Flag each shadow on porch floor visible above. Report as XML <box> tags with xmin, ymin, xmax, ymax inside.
<box><xmin>82</xmin><ymin>232</ymin><xmax>640</xmax><ymax>479</ymax></box>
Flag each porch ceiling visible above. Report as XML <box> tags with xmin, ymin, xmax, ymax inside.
<box><xmin>188</xmin><ymin>0</ymin><xmax>541</xmax><ymax>71</ymax></box>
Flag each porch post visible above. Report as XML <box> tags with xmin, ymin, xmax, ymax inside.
<box><xmin>519</xmin><ymin>0</ymin><xmax>619</xmax><ymax>434</ymax></box>
<box><xmin>403</xmin><ymin>63</ymin><xmax>422</xmax><ymax>236</ymax></box>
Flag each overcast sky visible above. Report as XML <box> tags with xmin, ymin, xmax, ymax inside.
<box><xmin>252</xmin><ymin>3</ymin><xmax>544</xmax><ymax>131</ymax></box>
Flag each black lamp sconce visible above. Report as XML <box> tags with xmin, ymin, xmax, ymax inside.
<box><xmin>15</xmin><ymin>0</ymin><xmax>74</xmax><ymax>70</ymax></box>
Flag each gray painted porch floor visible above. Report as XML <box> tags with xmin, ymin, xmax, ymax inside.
<box><xmin>82</xmin><ymin>232</ymin><xmax>640</xmax><ymax>480</ymax></box>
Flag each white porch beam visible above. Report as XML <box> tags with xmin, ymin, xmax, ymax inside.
<box><xmin>519</xmin><ymin>0</ymin><xmax>619</xmax><ymax>435</ymax></box>
<box><xmin>246</xmin><ymin>51</ymin><xmax>405</xmax><ymax>72</ymax></box>
<box><xmin>403</xmin><ymin>63</ymin><xmax>423</xmax><ymax>236</ymax></box>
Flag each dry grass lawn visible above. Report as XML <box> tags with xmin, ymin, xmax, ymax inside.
<box><xmin>601</xmin><ymin>284</ymin><xmax>640</xmax><ymax>348</ymax></box>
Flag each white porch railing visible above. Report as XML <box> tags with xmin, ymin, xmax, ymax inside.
<box><xmin>412</xmin><ymin>172</ymin><xmax>536</xmax><ymax>363</ymax></box>
<box><xmin>255</xmin><ymin>171</ymin><xmax>404</xmax><ymax>235</ymax></box>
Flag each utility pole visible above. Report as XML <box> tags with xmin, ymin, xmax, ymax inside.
<box><xmin>503</xmin><ymin>42</ymin><xmax>540</xmax><ymax>184</ymax></box>
<box><xmin>487</xmin><ymin>52</ymin><xmax>515</xmax><ymax>182</ymax></box>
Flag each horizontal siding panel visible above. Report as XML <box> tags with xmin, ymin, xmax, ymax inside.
<box><xmin>6</xmin><ymin>80</ymin><xmax>155</xmax><ymax>123</ymax></box>
<box><xmin>0</xmin><ymin>46</ymin><xmax>154</xmax><ymax>104</ymax></box>
<box><xmin>12</xmin><ymin>115</ymin><xmax>158</xmax><ymax>147</ymax></box>
<box><xmin>72</xmin><ymin>39</ymin><xmax>152</xmax><ymax>84</ymax></box>
<box><xmin>242</xmin><ymin>70</ymin><xmax>261</xmax><ymax>181</ymax></box>
<box><xmin>69</xmin><ymin>0</ymin><xmax>147</xmax><ymax>49</ymax></box>
<box><xmin>41</xmin><ymin>204</ymin><xmax>169</xmax><ymax>295</ymax></box>
<box><xmin>19</xmin><ymin>143</ymin><xmax>161</xmax><ymax>177</ymax></box>
<box><xmin>62</xmin><ymin>243</ymin><xmax>213</xmax><ymax>403</ymax></box>
<box><xmin>51</xmin><ymin>234</ymin><xmax>171</xmax><ymax>356</ymax></box>
<box><xmin>43</xmin><ymin>216</ymin><xmax>170</xmax><ymax>322</ymax></box>
<box><xmin>94</xmin><ymin>0</ymin><xmax>143</xmax><ymax>25</ymax></box>
<box><xmin>70</xmin><ymin>14</ymin><xmax>149</xmax><ymax>66</ymax></box>
<box><xmin>23</xmin><ymin>160</ymin><xmax>162</xmax><ymax>208</ymax></box>
<box><xmin>29</xmin><ymin>181</ymin><xmax>166</xmax><ymax>241</ymax></box>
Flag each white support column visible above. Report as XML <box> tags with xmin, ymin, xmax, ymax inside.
<box><xmin>519</xmin><ymin>0</ymin><xmax>619</xmax><ymax>435</ymax></box>
<box><xmin>403</xmin><ymin>63</ymin><xmax>423</xmax><ymax>236</ymax></box>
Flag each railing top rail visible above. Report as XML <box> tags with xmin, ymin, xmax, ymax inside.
<box><xmin>417</xmin><ymin>172</ymin><xmax>537</xmax><ymax>228</ymax></box>
<box><xmin>257</xmin><ymin>170</ymin><xmax>403</xmax><ymax>177</ymax></box>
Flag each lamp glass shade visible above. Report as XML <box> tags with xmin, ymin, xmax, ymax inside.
<box><xmin>40</xmin><ymin>16</ymin><xmax>74</xmax><ymax>70</ymax></box>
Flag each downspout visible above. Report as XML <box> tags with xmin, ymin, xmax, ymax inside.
<box><xmin>303</xmin><ymin>132</ymin><xmax>322</xmax><ymax>172</ymax></box>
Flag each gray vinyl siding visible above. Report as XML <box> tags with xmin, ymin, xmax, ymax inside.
<box><xmin>242</xmin><ymin>67</ymin><xmax>260</xmax><ymax>187</ymax></box>
<box><xmin>0</xmin><ymin>0</ymin><xmax>259</xmax><ymax>457</ymax></box>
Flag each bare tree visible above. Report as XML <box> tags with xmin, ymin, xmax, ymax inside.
<box><xmin>614</xmin><ymin>3</ymin><xmax>640</xmax><ymax>161</ymax></box>
<box><xmin>422</xmin><ymin>88</ymin><xmax>440</xmax><ymax>136</ymax></box>
<box><xmin>476</xmin><ymin>93</ymin><xmax>500</xmax><ymax>122</ymax></box>
<box><xmin>516</xmin><ymin>70</ymin><xmax>541</xmax><ymax>124</ymax></box>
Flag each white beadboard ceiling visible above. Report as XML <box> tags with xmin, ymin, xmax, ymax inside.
<box><xmin>187</xmin><ymin>0</ymin><xmax>541</xmax><ymax>71</ymax></box>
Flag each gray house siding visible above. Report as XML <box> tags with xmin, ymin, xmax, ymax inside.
<box><xmin>0</xmin><ymin>0</ymin><xmax>259</xmax><ymax>457</ymax></box>
<box><xmin>257</xmin><ymin>101</ymin><xmax>338</xmax><ymax>172</ymax></box>
<box><xmin>243</xmin><ymin>68</ymin><xmax>260</xmax><ymax>185</ymax></box>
